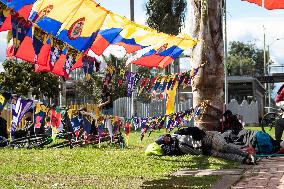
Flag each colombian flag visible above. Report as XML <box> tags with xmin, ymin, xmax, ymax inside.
<box><xmin>3</xmin><ymin>0</ymin><xmax>196</xmax><ymax>70</ymax></box>
<box><xmin>90</xmin><ymin>13</ymin><xmax>130</xmax><ymax>55</ymax></box>
<box><xmin>30</xmin><ymin>0</ymin><xmax>196</xmax><ymax>62</ymax></box>
<box><xmin>30</xmin><ymin>0</ymin><xmax>106</xmax><ymax>52</ymax></box>
<box><xmin>129</xmin><ymin>35</ymin><xmax>195</xmax><ymax>68</ymax></box>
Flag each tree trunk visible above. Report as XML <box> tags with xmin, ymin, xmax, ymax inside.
<box><xmin>189</xmin><ymin>0</ymin><xmax>224</xmax><ymax>130</ymax></box>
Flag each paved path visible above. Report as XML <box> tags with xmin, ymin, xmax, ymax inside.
<box><xmin>174</xmin><ymin>168</ymin><xmax>248</xmax><ymax>189</ymax></box>
<box><xmin>232</xmin><ymin>156</ymin><xmax>284</xmax><ymax>189</ymax></box>
<box><xmin>173</xmin><ymin>156</ymin><xmax>284</xmax><ymax>189</ymax></box>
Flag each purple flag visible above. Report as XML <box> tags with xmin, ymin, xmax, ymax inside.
<box><xmin>127</xmin><ymin>72</ymin><xmax>136</xmax><ymax>97</ymax></box>
<box><xmin>140</xmin><ymin>118</ymin><xmax>148</xmax><ymax>141</ymax></box>
<box><xmin>133</xmin><ymin>117</ymin><xmax>140</xmax><ymax>131</ymax></box>
<box><xmin>11</xmin><ymin>97</ymin><xmax>33</xmax><ymax>139</ymax></box>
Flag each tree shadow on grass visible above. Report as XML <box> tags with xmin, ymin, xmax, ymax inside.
<box><xmin>150</xmin><ymin>154</ymin><xmax>236</xmax><ymax>170</ymax></box>
<box><xmin>141</xmin><ymin>175</ymin><xmax>220</xmax><ymax>189</ymax></box>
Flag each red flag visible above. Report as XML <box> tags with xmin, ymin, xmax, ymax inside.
<box><xmin>15</xmin><ymin>35</ymin><xmax>36</xmax><ymax>63</ymax></box>
<box><xmin>17</xmin><ymin>4</ymin><xmax>33</xmax><ymax>20</ymax></box>
<box><xmin>242</xmin><ymin>0</ymin><xmax>262</xmax><ymax>6</ymax></box>
<box><xmin>51</xmin><ymin>48</ymin><xmax>68</xmax><ymax>78</ymax></box>
<box><xmin>0</xmin><ymin>14</ymin><xmax>12</xmax><ymax>32</ymax></box>
<box><xmin>35</xmin><ymin>39</ymin><xmax>52</xmax><ymax>72</ymax></box>
<box><xmin>50</xmin><ymin>109</ymin><xmax>61</xmax><ymax>128</ymax></box>
<box><xmin>264</xmin><ymin>0</ymin><xmax>284</xmax><ymax>9</ymax></box>
<box><xmin>71</xmin><ymin>54</ymin><xmax>83</xmax><ymax>70</ymax></box>
<box><xmin>124</xmin><ymin>121</ymin><xmax>131</xmax><ymax>138</ymax></box>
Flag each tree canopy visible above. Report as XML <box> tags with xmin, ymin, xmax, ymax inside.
<box><xmin>0</xmin><ymin>59</ymin><xmax>60</xmax><ymax>99</ymax></box>
<box><xmin>227</xmin><ymin>41</ymin><xmax>267</xmax><ymax>77</ymax></box>
<box><xmin>146</xmin><ymin>0</ymin><xmax>187</xmax><ymax>35</ymax></box>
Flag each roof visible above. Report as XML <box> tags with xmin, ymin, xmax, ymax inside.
<box><xmin>227</xmin><ymin>76</ymin><xmax>265</xmax><ymax>91</ymax></box>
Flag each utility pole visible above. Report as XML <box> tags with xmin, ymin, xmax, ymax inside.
<box><xmin>130</xmin><ymin>0</ymin><xmax>134</xmax><ymax>21</ymax></box>
<box><xmin>263</xmin><ymin>26</ymin><xmax>267</xmax><ymax>76</ymax></box>
<box><xmin>224</xmin><ymin>0</ymin><xmax>228</xmax><ymax>105</ymax></box>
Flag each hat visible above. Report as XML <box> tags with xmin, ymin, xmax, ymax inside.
<box><xmin>280</xmin><ymin>141</ymin><xmax>284</xmax><ymax>148</ymax></box>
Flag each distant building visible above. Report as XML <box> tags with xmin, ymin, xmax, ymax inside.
<box><xmin>228</xmin><ymin>76</ymin><xmax>266</xmax><ymax>117</ymax></box>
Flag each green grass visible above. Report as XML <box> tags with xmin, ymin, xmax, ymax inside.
<box><xmin>0</xmin><ymin>131</ymin><xmax>238</xmax><ymax>189</ymax></box>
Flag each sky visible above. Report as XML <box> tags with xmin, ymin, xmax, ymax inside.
<box><xmin>1</xmin><ymin>0</ymin><xmax>284</xmax><ymax>73</ymax></box>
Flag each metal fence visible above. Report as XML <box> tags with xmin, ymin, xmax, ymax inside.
<box><xmin>113</xmin><ymin>97</ymin><xmax>193</xmax><ymax>118</ymax></box>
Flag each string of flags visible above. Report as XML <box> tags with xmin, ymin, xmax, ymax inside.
<box><xmin>104</xmin><ymin>63</ymin><xmax>206</xmax><ymax>97</ymax></box>
<box><xmin>94</xmin><ymin>106</ymin><xmax>203</xmax><ymax>141</ymax></box>
<box><xmin>0</xmin><ymin>0</ymin><xmax>197</xmax><ymax>80</ymax></box>
<box><xmin>0</xmin><ymin>90</ymin><xmax>207</xmax><ymax>142</ymax></box>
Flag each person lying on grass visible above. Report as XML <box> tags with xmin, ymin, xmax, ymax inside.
<box><xmin>152</xmin><ymin>127</ymin><xmax>256</xmax><ymax>165</ymax></box>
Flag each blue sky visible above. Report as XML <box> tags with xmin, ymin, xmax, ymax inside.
<box><xmin>2</xmin><ymin>0</ymin><xmax>284</xmax><ymax>72</ymax></box>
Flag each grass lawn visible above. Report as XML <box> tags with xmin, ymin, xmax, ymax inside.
<box><xmin>0</xmin><ymin>130</ymin><xmax>239</xmax><ymax>189</ymax></box>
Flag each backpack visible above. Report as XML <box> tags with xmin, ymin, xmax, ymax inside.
<box><xmin>255</xmin><ymin>131</ymin><xmax>274</xmax><ymax>155</ymax></box>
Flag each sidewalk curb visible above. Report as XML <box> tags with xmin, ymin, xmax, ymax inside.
<box><xmin>209</xmin><ymin>165</ymin><xmax>253</xmax><ymax>189</ymax></box>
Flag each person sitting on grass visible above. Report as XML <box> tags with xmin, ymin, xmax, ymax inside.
<box><xmin>222</xmin><ymin>110</ymin><xmax>243</xmax><ymax>135</ymax></box>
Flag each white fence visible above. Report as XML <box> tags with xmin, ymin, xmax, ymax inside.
<box><xmin>227</xmin><ymin>99</ymin><xmax>259</xmax><ymax>124</ymax></box>
<box><xmin>113</xmin><ymin>97</ymin><xmax>193</xmax><ymax>118</ymax></box>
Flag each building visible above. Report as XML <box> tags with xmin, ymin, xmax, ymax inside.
<box><xmin>228</xmin><ymin>76</ymin><xmax>266</xmax><ymax>117</ymax></box>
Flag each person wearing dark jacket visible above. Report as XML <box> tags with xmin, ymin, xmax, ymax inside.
<box><xmin>222</xmin><ymin>110</ymin><xmax>243</xmax><ymax>134</ymax></box>
<box><xmin>155</xmin><ymin>134</ymin><xmax>182</xmax><ymax>156</ymax></box>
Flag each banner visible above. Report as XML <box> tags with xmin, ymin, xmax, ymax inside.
<box><xmin>11</xmin><ymin>97</ymin><xmax>33</xmax><ymax>139</ymax></box>
<box><xmin>34</xmin><ymin>103</ymin><xmax>48</xmax><ymax>129</ymax></box>
<box><xmin>126</xmin><ymin>72</ymin><xmax>136</xmax><ymax>97</ymax></box>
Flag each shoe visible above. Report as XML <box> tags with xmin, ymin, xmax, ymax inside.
<box><xmin>243</xmin><ymin>154</ymin><xmax>257</xmax><ymax>165</ymax></box>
